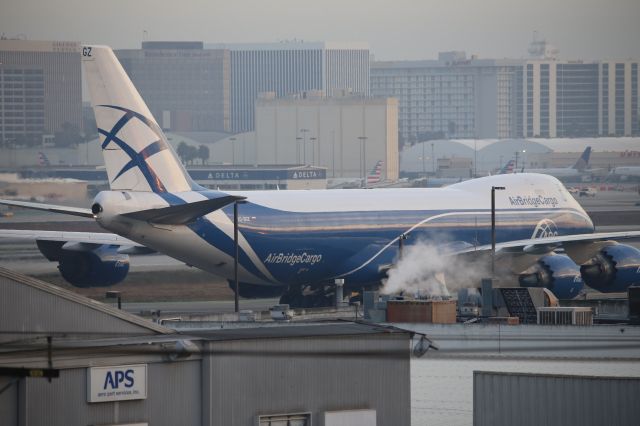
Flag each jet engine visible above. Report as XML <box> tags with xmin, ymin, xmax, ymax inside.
<box><xmin>36</xmin><ymin>240</ymin><xmax>130</xmax><ymax>287</ymax></box>
<box><xmin>519</xmin><ymin>254</ymin><xmax>584</xmax><ymax>299</ymax></box>
<box><xmin>580</xmin><ymin>244</ymin><xmax>640</xmax><ymax>293</ymax></box>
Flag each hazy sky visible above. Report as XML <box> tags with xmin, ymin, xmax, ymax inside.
<box><xmin>1</xmin><ymin>0</ymin><xmax>639</xmax><ymax>60</ymax></box>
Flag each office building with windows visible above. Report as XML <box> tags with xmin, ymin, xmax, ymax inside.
<box><xmin>115</xmin><ymin>42</ymin><xmax>231</xmax><ymax>132</ymax></box>
<box><xmin>521</xmin><ymin>60</ymin><xmax>639</xmax><ymax>138</ymax></box>
<box><xmin>208</xmin><ymin>42</ymin><xmax>370</xmax><ymax>133</ymax></box>
<box><xmin>372</xmin><ymin>51</ymin><xmax>639</xmax><ymax>143</ymax></box>
<box><xmin>371</xmin><ymin>52</ymin><xmax>522</xmax><ymax>144</ymax></box>
<box><xmin>0</xmin><ymin>40</ymin><xmax>81</xmax><ymax>146</ymax></box>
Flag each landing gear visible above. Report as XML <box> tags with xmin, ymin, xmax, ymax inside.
<box><xmin>228</xmin><ymin>281</ymin><xmax>286</xmax><ymax>299</ymax></box>
<box><xmin>279</xmin><ymin>283</ymin><xmax>336</xmax><ymax>308</ymax></box>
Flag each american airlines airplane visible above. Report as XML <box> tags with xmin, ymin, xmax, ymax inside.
<box><xmin>1</xmin><ymin>46</ymin><xmax>640</xmax><ymax>307</ymax></box>
<box><xmin>327</xmin><ymin>160</ymin><xmax>383</xmax><ymax>189</ymax></box>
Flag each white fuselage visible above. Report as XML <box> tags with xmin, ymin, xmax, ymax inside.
<box><xmin>93</xmin><ymin>173</ymin><xmax>593</xmax><ymax>287</ymax></box>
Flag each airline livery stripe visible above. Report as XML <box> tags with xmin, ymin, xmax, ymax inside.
<box><xmin>333</xmin><ymin>208</ymin><xmax>591</xmax><ymax>279</ymax></box>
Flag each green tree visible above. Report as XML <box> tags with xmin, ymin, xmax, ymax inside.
<box><xmin>82</xmin><ymin>113</ymin><xmax>98</xmax><ymax>141</ymax></box>
<box><xmin>54</xmin><ymin>122</ymin><xmax>84</xmax><ymax>148</ymax></box>
<box><xmin>177</xmin><ymin>141</ymin><xmax>190</xmax><ymax>164</ymax></box>
<box><xmin>198</xmin><ymin>144</ymin><xmax>210</xmax><ymax>165</ymax></box>
<box><xmin>185</xmin><ymin>145</ymin><xmax>198</xmax><ymax>165</ymax></box>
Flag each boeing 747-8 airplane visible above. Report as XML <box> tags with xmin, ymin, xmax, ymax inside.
<box><xmin>1</xmin><ymin>46</ymin><xmax>640</xmax><ymax>307</ymax></box>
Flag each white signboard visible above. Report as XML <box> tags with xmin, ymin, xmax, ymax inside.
<box><xmin>87</xmin><ymin>364</ymin><xmax>147</xmax><ymax>403</ymax></box>
<box><xmin>325</xmin><ymin>409</ymin><xmax>376</xmax><ymax>426</ymax></box>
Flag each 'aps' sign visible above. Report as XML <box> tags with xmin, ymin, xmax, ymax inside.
<box><xmin>87</xmin><ymin>364</ymin><xmax>147</xmax><ymax>402</ymax></box>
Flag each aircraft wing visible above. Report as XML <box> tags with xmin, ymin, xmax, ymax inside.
<box><xmin>0</xmin><ymin>199</ymin><xmax>94</xmax><ymax>218</ymax></box>
<box><xmin>0</xmin><ymin>229</ymin><xmax>142</xmax><ymax>247</ymax></box>
<box><xmin>454</xmin><ymin>230</ymin><xmax>640</xmax><ymax>270</ymax></box>
<box><xmin>459</xmin><ymin>230</ymin><xmax>640</xmax><ymax>254</ymax></box>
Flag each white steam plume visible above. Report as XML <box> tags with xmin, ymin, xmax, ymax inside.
<box><xmin>382</xmin><ymin>238</ymin><xmax>490</xmax><ymax>297</ymax></box>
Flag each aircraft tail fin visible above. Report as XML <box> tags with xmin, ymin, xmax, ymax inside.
<box><xmin>572</xmin><ymin>146</ymin><xmax>591</xmax><ymax>171</ymax></box>
<box><xmin>366</xmin><ymin>160</ymin><xmax>383</xmax><ymax>184</ymax></box>
<box><xmin>38</xmin><ymin>151</ymin><xmax>51</xmax><ymax>167</ymax></box>
<box><xmin>81</xmin><ymin>45</ymin><xmax>198</xmax><ymax>193</ymax></box>
<box><xmin>498</xmin><ymin>159</ymin><xmax>516</xmax><ymax>174</ymax></box>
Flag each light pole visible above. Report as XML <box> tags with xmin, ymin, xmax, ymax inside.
<box><xmin>431</xmin><ymin>143</ymin><xmax>435</xmax><ymax>174</ymax></box>
<box><xmin>233</xmin><ymin>199</ymin><xmax>247</xmax><ymax>313</ymax></box>
<box><xmin>241</xmin><ymin>134</ymin><xmax>246</xmax><ymax>165</ymax></box>
<box><xmin>229</xmin><ymin>137</ymin><xmax>236</xmax><ymax>165</ymax></box>
<box><xmin>295</xmin><ymin>137</ymin><xmax>302</xmax><ymax>164</ymax></box>
<box><xmin>474</xmin><ymin>138</ymin><xmax>477</xmax><ymax>178</ymax></box>
<box><xmin>310</xmin><ymin>136</ymin><xmax>317</xmax><ymax>166</ymax></box>
<box><xmin>358</xmin><ymin>136</ymin><xmax>368</xmax><ymax>187</ymax></box>
<box><xmin>514</xmin><ymin>150</ymin><xmax>526</xmax><ymax>172</ymax></box>
<box><xmin>300</xmin><ymin>128</ymin><xmax>309</xmax><ymax>165</ymax></box>
<box><xmin>491</xmin><ymin>186</ymin><xmax>506</xmax><ymax>277</ymax></box>
<box><xmin>422</xmin><ymin>142</ymin><xmax>426</xmax><ymax>177</ymax></box>
<box><xmin>331</xmin><ymin>130</ymin><xmax>336</xmax><ymax>178</ymax></box>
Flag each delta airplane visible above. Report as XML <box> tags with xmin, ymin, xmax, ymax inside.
<box><xmin>1</xmin><ymin>46</ymin><xmax>640</xmax><ymax>307</ymax></box>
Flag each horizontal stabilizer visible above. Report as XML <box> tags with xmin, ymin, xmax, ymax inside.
<box><xmin>0</xmin><ymin>199</ymin><xmax>94</xmax><ymax>218</ymax></box>
<box><xmin>121</xmin><ymin>195</ymin><xmax>245</xmax><ymax>225</ymax></box>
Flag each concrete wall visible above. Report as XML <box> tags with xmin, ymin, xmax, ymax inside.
<box><xmin>474</xmin><ymin>371</ymin><xmax>640</xmax><ymax>426</ymax></box>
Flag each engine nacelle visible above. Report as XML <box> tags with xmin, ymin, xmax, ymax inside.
<box><xmin>580</xmin><ymin>244</ymin><xmax>640</xmax><ymax>293</ymax></box>
<box><xmin>519</xmin><ymin>254</ymin><xmax>584</xmax><ymax>299</ymax></box>
<box><xmin>37</xmin><ymin>240</ymin><xmax>129</xmax><ymax>287</ymax></box>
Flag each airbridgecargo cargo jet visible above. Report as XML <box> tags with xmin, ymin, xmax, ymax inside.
<box><xmin>1</xmin><ymin>45</ymin><xmax>640</xmax><ymax>307</ymax></box>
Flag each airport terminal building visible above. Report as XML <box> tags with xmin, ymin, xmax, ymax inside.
<box><xmin>254</xmin><ymin>94</ymin><xmax>399</xmax><ymax>180</ymax></box>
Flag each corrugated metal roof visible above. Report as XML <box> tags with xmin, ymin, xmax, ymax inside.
<box><xmin>185</xmin><ymin>321</ymin><xmax>413</xmax><ymax>342</ymax></box>
<box><xmin>0</xmin><ymin>267</ymin><xmax>174</xmax><ymax>335</ymax></box>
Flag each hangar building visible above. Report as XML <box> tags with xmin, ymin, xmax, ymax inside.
<box><xmin>0</xmin><ymin>267</ymin><xmax>412</xmax><ymax>426</ymax></box>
